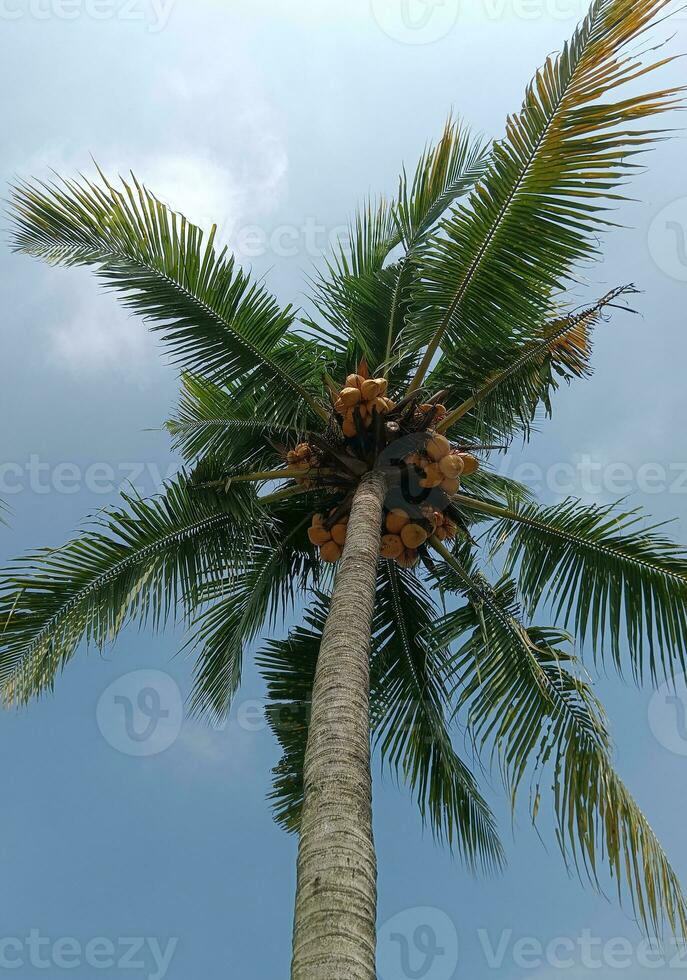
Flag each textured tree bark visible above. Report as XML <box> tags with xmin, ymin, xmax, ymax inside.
<box><xmin>290</xmin><ymin>469</ymin><xmax>387</xmax><ymax>980</ymax></box>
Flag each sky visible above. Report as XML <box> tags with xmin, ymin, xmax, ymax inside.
<box><xmin>0</xmin><ymin>1</ymin><xmax>687</xmax><ymax>978</ymax></box>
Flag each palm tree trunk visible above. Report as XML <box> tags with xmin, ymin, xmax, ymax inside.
<box><xmin>290</xmin><ymin>468</ymin><xmax>387</xmax><ymax>980</ymax></box>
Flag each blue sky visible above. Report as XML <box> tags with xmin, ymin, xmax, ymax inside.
<box><xmin>1</xmin><ymin>2</ymin><xmax>687</xmax><ymax>978</ymax></box>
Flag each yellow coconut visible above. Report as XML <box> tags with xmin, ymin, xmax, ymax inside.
<box><xmin>320</xmin><ymin>540</ymin><xmax>343</xmax><ymax>563</ymax></box>
<box><xmin>419</xmin><ymin>463</ymin><xmax>444</xmax><ymax>489</ymax></box>
<box><xmin>308</xmin><ymin>526</ymin><xmax>332</xmax><ymax>545</ymax></box>
<box><xmin>396</xmin><ymin>548</ymin><xmax>419</xmax><ymax>569</ymax></box>
<box><xmin>441</xmin><ymin>477</ymin><xmax>460</xmax><ymax>495</ymax></box>
<box><xmin>380</xmin><ymin>533</ymin><xmax>404</xmax><ymax>559</ymax></box>
<box><xmin>459</xmin><ymin>453</ymin><xmax>479</xmax><ymax>476</ymax></box>
<box><xmin>334</xmin><ymin>397</ymin><xmax>346</xmax><ymax>414</ymax></box>
<box><xmin>342</xmin><ymin>412</ymin><xmax>357</xmax><ymax>438</ymax></box>
<box><xmin>331</xmin><ymin>523</ymin><xmax>348</xmax><ymax>546</ymax></box>
<box><xmin>401</xmin><ymin>523</ymin><xmax>428</xmax><ymax>549</ymax></box>
<box><xmin>312</xmin><ymin>513</ymin><xmax>325</xmax><ymax>528</ymax></box>
<box><xmin>433</xmin><ymin>404</ymin><xmax>447</xmax><ymax>420</ymax></box>
<box><xmin>426</xmin><ymin>434</ymin><xmax>451</xmax><ymax>461</ymax></box>
<box><xmin>361</xmin><ymin>378</ymin><xmax>384</xmax><ymax>401</ymax></box>
<box><xmin>371</xmin><ymin>396</ymin><xmax>390</xmax><ymax>415</ymax></box>
<box><xmin>346</xmin><ymin>373</ymin><xmax>365</xmax><ymax>389</ymax></box>
<box><xmin>339</xmin><ymin>386</ymin><xmax>362</xmax><ymax>408</ymax></box>
<box><xmin>386</xmin><ymin>509</ymin><xmax>410</xmax><ymax>534</ymax></box>
<box><xmin>439</xmin><ymin>454</ymin><xmax>465</xmax><ymax>479</ymax></box>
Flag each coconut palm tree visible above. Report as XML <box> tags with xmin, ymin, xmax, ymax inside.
<box><xmin>2</xmin><ymin>1</ymin><xmax>687</xmax><ymax>977</ymax></box>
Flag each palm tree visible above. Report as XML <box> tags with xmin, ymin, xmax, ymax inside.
<box><xmin>2</xmin><ymin>0</ymin><xmax>687</xmax><ymax>976</ymax></box>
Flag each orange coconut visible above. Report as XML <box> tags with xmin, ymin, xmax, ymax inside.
<box><xmin>320</xmin><ymin>540</ymin><xmax>343</xmax><ymax>563</ymax></box>
<box><xmin>401</xmin><ymin>523</ymin><xmax>428</xmax><ymax>549</ymax></box>
<box><xmin>386</xmin><ymin>509</ymin><xmax>410</xmax><ymax>534</ymax></box>
<box><xmin>426</xmin><ymin>434</ymin><xmax>451</xmax><ymax>461</ymax></box>
<box><xmin>380</xmin><ymin>534</ymin><xmax>404</xmax><ymax>559</ymax></box>
<box><xmin>308</xmin><ymin>526</ymin><xmax>332</xmax><ymax>546</ymax></box>
<box><xmin>331</xmin><ymin>523</ymin><xmax>348</xmax><ymax>546</ymax></box>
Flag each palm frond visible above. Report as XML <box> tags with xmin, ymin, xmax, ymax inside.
<box><xmin>258</xmin><ymin>567</ymin><xmax>505</xmax><ymax>873</ymax></box>
<box><xmin>10</xmin><ymin>171</ymin><xmax>329</xmax><ymax>425</ymax></box>
<box><xmin>429</xmin><ymin>550</ymin><xmax>687</xmax><ymax>934</ymax></box>
<box><xmin>486</xmin><ymin>497</ymin><xmax>687</xmax><ymax>684</ymax></box>
<box><xmin>435</xmin><ymin>286</ymin><xmax>638</xmax><ymax>440</ymax></box>
<box><xmin>372</xmin><ymin>561</ymin><xmax>504</xmax><ymax>871</ymax></box>
<box><xmin>407</xmin><ymin>0</ymin><xmax>683</xmax><ymax>390</ymax></box>
<box><xmin>306</xmin><ymin>117</ymin><xmax>489</xmax><ymax>377</ymax></box>
<box><xmin>258</xmin><ymin>594</ymin><xmax>328</xmax><ymax>832</ymax></box>
<box><xmin>167</xmin><ymin>373</ymin><xmax>303</xmax><ymax>464</ymax></box>
<box><xmin>0</xmin><ymin>477</ymin><xmax>261</xmax><ymax>705</ymax></box>
<box><xmin>187</xmin><ymin>498</ymin><xmax>319</xmax><ymax>721</ymax></box>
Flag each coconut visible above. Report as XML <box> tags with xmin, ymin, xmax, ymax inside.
<box><xmin>346</xmin><ymin>373</ymin><xmax>365</xmax><ymax>389</ymax></box>
<box><xmin>361</xmin><ymin>378</ymin><xmax>385</xmax><ymax>401</ymax></box>
<box><xmin>396</xmin><ymin>548</ymin><xmax>419</xmax><ymax>568</ymax></box>
<box><xmin>441</xmin><ymin>477</ymin><xmax>460</xmax><ymax>495</ymax></box>
<box><xmin>439</xmin><ymin>454</ymin><xmax>464</xmax><ymax>479</ymax></box>
<box><xmin>331</xmin><ymin>523</ymin><xmax>348</xmax><ymax>546</ymax></box>
<box><xmin>459</xmin><ymin>453</ymin><xmax>479</xmax><ymax>476</ymax></box>
<box><xmin>333</xmin><ymin>397</ymin><xmax>346</xmax><ymax>414</ymax></box>
<box><xmin>380</xmin><ymin>533</ymin><xmax>404</xmax><ymax>559</ymax></box>
<box><xmin>433</xmin><ymin>404</ymin><xmax>447</xmax><ymax>420</ymax></box>
<box><xmin>419</xmin><ymin>463</ymin><xmax>444</xmax><ymax>489</ymax></box>
<box><xmin>342</xmin><ymin>412</ymin><xmax>357</xmax><ymax>438</ymax></box>
<box><xmin>401</xmin><ymin>523</ymin><xmax>428</xmax><ymax>548</ymax></box>
<box><xmin>308</xmin><ymin>526</ymin><xmax>332</xmax><ymax>545</ymax></box>
<box><xmin>320</xmin><ymin>540</ymin><xmax>343</xmax><ymax>563</ymax></box>
<box><xmin>312</xmin><ymin>513</ymin><xmax>325</xmax><ymax>528</ymax></box>
<box><xmin>339</xmin><ymin>386</ymin><xmax>362</xmax><ymax>408</ymax></box>
<box><xmin>371</xmin><ymin>396</ymin><xmax>390</xmax><ymax>415</ymax></box>
<box><xmin>386</xmin><ymin>508</ymin><xmax>410</xmax><ymax>534</ymax></box>
<box><xmin>426</xmin><ymin>434</ymin><xmax>451</xmax><ymax>461</ymax></box>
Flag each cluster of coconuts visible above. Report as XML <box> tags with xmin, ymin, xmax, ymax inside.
<box><xmin>307</xmin><ymin>511</ymin><xmax>349</xmax><ymax>563</ymax></box>
<box><xmin>286</xmin><ymin>442</ymin><xmax>318</xmax><ymax>471</ymax></box>
<box><xmin>380</xmin><ymin>505</ymin><xmax>458</xmax><ymax>568</ymax></box>
<box><xmin>404</xmin><ymin>433</ymin><xmax>479</xmax><ymax>496</ymax></box>
<box><xmin>334</xmin><ymin>374</ymin><xmax>396</xmax><ymax>437</ymax></box>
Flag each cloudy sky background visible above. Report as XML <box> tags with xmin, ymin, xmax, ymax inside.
<box><xmin>1</xmin><ymin>1</ymin><xmax>687</xmax><ymax>977</ymax></box>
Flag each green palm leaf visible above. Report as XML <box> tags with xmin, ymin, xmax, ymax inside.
<box><xmin>483</xmin><ymin>497</ymin><xmax>687</xmax><ymax>684</ymax></box>
<box><xmin>187</xmin><ymin>499</ymin><xmax>319</xmax><ymax>720</ymax></box>
<box><xmin>0</xmin><ymin>477</ymin><xmax>261</xmax><ymax>705</ymax></box>
<box><xmin>10</xmin><ymin>171</ymin><xmax>329</xmax><ymax>425</ymax></box>
<box><xmin>167</xmin><ymin>373</ymin><xmax>303</xmax><ymax>464</ymax></box>
<box><xmin>259</xmin><ymin>569</ymin><xmax>505</xmax><ymax>873</ymax></box>
<box><xmin>433</xmin><ymin>285</ymin><xmax>637</xmax><ymax>441</ymax></box>
<box><xmin>429</xmin><ymin>550</ymin><xmax>687</xmax><ymax>934</ymax></box>
<box><xmin>408</xmin><ymin>0</ymin><xmax>682</xmax><ymax>390</ymax></box>
<box><xmin>307</xmin><ymin>117</ymin><xmax>489</xmax><ymax>376</ymax></box>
